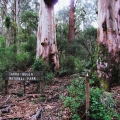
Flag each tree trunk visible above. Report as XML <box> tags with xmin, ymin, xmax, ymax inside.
<box><xmin>97</xmin><ymin>0</ymin><xmax>120</xmax><ymax>90</ymax></box>
<box><xmin>68</xmin><ymin>0</ymin><xmax>75</xmax><ymax>44</ymax></box>
<box><xmin>36</xmin><ymin>0</ymin><xmax>59</xmax><ymax>71</ymax></box>
<box><xmin>14</xmin><ymin>0</ymin><xmax>19</xmax><ymax>53</ymax></box>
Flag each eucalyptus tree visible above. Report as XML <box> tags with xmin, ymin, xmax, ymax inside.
<box><xmin>68</xmin><ymin>0</ymin><xmax>75</xmax><ymax>44</ymax></box>
<box><xmin>97</xmin><ymin>0</ymin><xmax>120</xmax><ymax>90</ymax></box>
<box><xmin>0</xmin><ymin>0</ymin><xmax>8</xmax><ymax>36</ymax></box>
<box><xmin>36</xmin><ymin>0</ymin><xmax>59</xmax><ymax>71</ymax></box>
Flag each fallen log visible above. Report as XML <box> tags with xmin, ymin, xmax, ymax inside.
<box><xmin>31</xmin><ymin>109</ymin><xmax>42</xmax><ymax>120</ymax></box>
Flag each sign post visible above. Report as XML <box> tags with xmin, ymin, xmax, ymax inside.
<box><xmin>85</xmin><ymin>73</ymin><xmax>90</xmax><ymax>120</ymax></box>
<box><xmin>4</xmin><ymin>71</ymin><xmax>43</xmax><ymax>94</ymax></box>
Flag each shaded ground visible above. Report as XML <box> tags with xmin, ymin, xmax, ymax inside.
<box><xmin>0</xmin><ymin>76</ymin><xmax>120</xmax><ymax>120</ymax></box>
<box><xmin>0</xmin><ymin>76</ymin><xmax>72</xmax><ymax>120</ymax></box>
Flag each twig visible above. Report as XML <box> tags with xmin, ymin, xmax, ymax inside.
<box><xmin>31</xmin><ymin>108</ymin><xmax>43</xmax><ymax>120</ymax></box>
<box><xmin>0</xmin><ymin>95</ymin><xmax>11</xmax><ymax>108</ymax></box>
<box><xmin>17</xmin><ymin>94</ymin><xmax>46</xmax><ymax>101</ymax></box>
<box><xmin>1</xmin><ymin>104</ymin><xmax>12</xmax><ymax>113</ymax></box>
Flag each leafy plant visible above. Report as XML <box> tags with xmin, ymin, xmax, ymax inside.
<box><xmin>44</xmin><ymin>71</ymin><xmax>54</xmax><ymax>84</ymax></box>
<box><xmin>90</xmin><ymin>88</ymin><xmax>117</xmax><ymax>120</ymax></box>
<box><xmin>16</xmin><ymin>51</ymin><xmax>30</xmax><ymax>70</ymax></box>
<box><xmin>64</xmin><ymin>78</ymin><xmax>85</xmax><ymax>119</ymax></box>
<box><xmin>63</xmin><ymin>78</ymin><xmax>118</xmax><ymax>120</ymax></box>
<box><xmin>32</xmin><ymin>58</ymin><xmax>47</xmax><ymax>71</ymax></box>
<box><xmin>4</xmin><ymin>16</ymin><xmax>11</xmax><ymax>29</ymax></box>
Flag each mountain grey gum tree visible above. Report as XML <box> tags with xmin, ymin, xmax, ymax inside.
<box><xmin>36</xmin><ymin>0</ymin><xmax>59</xmax><ymax>71</ymax></box>
<box><xmin>97</xmin><ymin>0</ymin><xmax>120</xmax><ymax>90</ymax></box>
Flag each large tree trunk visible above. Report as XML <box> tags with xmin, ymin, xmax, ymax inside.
<box><xmin>68</xmin><ymin>0</ymin><xmax>75</xmax><ymax>44</ymax></box>
<box><xmin>36</xmin><ymin>0</ymin><xmax>59</xmax><ymax>71</ymax></box>
<box><xmin>97</xmin><ymin>0</ymin><xmax>120</xmax><ymax>90</ymax></box>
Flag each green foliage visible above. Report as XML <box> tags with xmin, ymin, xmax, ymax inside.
<box><xmin>57</xmin><ymin>55</ymin><xmax>86</xmax><ymax>76</ymax></box>
<box><xmin>0</xmin><ymin>35</ymin><xmax>5</xmax><ymax>47</ymax></box>
<box><xmin>62</xmin><ymin>55</ymin><xmax>75</xmax><ymax>71</ymax></box>
<box><xmin>90</xmin><ymin>88</ymin><xmax>106</xmax><ymax>120</ymax></box>
<box><xmin>20</xmin><ymin>11</ymin><xmax>38</xmax><ymax>33</ymax></box>
<box><xmin>90</xmin><ymin>88</ymin><xmax>117</xmax><ymax>120</ymax></box>
<box><xmin>16</xmin><ymin>51</ymin><xmax>30</xmax><ymax>70</ymax></box>
<box><xmin>44</xmin><ymin>71</ymin><xmax>54</xmax><ymax>84</ymax></box>
<box><xmin>4</xmin><ymin>16</ymin><xmax>11</xmax><ymax>29</ymax></box>
<box><xmin>72</xmin><ymin>114</ymin><xmax>81</xmax><ymax>120</ymax></box>
<box><xmin>58</xmin><ymin>55</ymin><xmax>75</xmax><ymax>75</ymax></box>
<box><xmin>0</xmin><ymin>44</ymin><xmax>15</xmax><ymax>72</ymax></box>
<box><xmin>74</xmin><ymin>58</ymin><xmax>86</xmax><ymax>73</ymax></box>
<box><xmin>90</xmin><ymin>71</ymin><xmax>99</xmax><ymax>87</ymax></box>
<box><xmin>63</xmin><ymin>77</ymin><xmax>118</xmax><ymax>120</ymax></box>
<box><xmin>18</xmin><ymin>35</ymin><xmax>36</xmax><ymax>67</ymax></box>
<box><xmin>64</xmin><ymin>78</ymin><xmax>85</xmax><ymax>119</ymax></box>
<box><xmin>32</xmin><ymin>58</ymin><xmax>47</xmax><ymax>71</ymax></box>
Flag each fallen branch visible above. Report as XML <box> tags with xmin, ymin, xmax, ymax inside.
<box><xmin>1</xmin><ymin>104</ymin><xmax>12</xmax><ymax>113</ymax></box>
<box><xmin>47</xmin><ymin>93</ymin><xmax>59</xmax><ymax>102</ymax></box>
<box><xmin>0</xmin><ymin>95</ymin><xmax>11</xmax><ymax>108</ymax></box>
<box><xmin>0</xmin><ymin>104</ymin><xmax>14</xmax><ymax>109</ymax></box>
<box><xmin>17</xmin><ymin>94</ymin><xmax>46</xmax><ymax>101</ymax></box>
<box><xmin>0</xmin><ymin>116</ymin><xmax>24</xmax><ymax>120</ymax></box>
<box><xmin>31</xmin><ymin>109</ymin><xmax>42</xmax><ymax>120</ymax></box>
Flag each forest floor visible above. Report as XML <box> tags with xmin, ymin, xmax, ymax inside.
<box><xmin>0</xmin><ymin>75</ymin><xmax>120</xmax><ymax>120</ymax></box>
<box><xmin>0</xmin><ymin>76</ymin><xmax>72</xmax><ymax>120</ymax></box>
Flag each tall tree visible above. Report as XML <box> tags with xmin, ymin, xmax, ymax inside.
<box><xmin>68</xmin><ymin>0</ymin><xmax>75</xmax><ymax>44</ymax></box>
<box><xmin>36</xmin><ymin>0</ymin><xmax>59</xmax><ymax>71</ymax></box>
<box><xmin>97</xmin><ymin>0</ymin><xmax>120</xmax><ymax>90</ymax></box>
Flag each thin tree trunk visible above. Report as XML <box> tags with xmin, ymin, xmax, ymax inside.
<box><xmin>14</xmin><ymin>0</ymin><xmax>19</xmax><ymax>53</ymax></box>
<box><xmin>68</xmin><ymin>0</ymin><xmax>75</xmax><ymax>44</ymax></box>
<box><xmin>97</xmin><ymin>0</ymin><xmax>120</xmax><ymax>90</ymax></box>
<box><xmin>36</xmin><ymin>0</ymin><xmax>59</xmax><ymax>71</ymax></box>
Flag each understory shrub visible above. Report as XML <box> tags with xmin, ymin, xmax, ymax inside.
<box><xmin>32</xmin><ymin>57</ymin><xmax>47</xmax><ymax>71</ymax></box>
<box><xmin>63</xmin><ymin>78</ymin><xmax>118</xmax><ymax>120</ymax></box>
<box><xmin>64</xmin><ymin>78</ymin><xmax>85</xmax><ymax>120</ymax></box>
<box><xmin>44</xmin><ymin>71</ymin><xmax>54</xmax><ymax>84</ymax></box>
<box><xmin>58</xmin><ymin>55</ymin><xmax>85</xmax><ymax>76</ymax></box>
<box><xmin>16</xmin><ymin>51</ymin><xmax>30</xmax><ymax>70</ymax></box>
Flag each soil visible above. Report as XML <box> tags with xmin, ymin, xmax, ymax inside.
<box><xmin>0</xmin><ymin>76</ymin><xmax>72</xmax><ymax>120</ymax></box>
<box><xmin>0</xmin><ymin>75</ymin><xmax>120</xmax><ymax>120</ymax></box>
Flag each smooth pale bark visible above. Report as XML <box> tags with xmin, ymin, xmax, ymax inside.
<box><xmin>98</xmin><ymin>0</ymin><xmax>120</xmax><ymax>53</ymax></box>
<box><xmin>97</xmin><ymin>0</ymin><xmax>120</xmax><ymax>89</ymax></box>
<box><xmin>3</xmin><ymin>0</ymin><xmax>10</xmax><ymax>47</ymax></box>
<box><xmin>36</xmin><ymin>0</ymin><xmax>59</xmax><ymax>70</ymax></box>
<box><xmin>68</xmin><ymin>0</ymin><xmax>75</xmax><ymax>44</ymax></box>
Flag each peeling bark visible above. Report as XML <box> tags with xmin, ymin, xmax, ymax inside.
<box><xmin>98</xmin><ymin>0</ymin><xmax>120</xmax><ymax>53</ymax></box>
<box><xmin>97</xmin><ymin>0</ymin><xmax>120</xmax><ymax>89</ymax></box>
<box><xmin>36</xmin><ymin>0</ymin><xmax>59</xmax><ymax>70</ymax></box>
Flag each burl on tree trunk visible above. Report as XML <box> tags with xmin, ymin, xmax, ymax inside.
<box><xmin>97</xmin><ymin>0</ymin><xmax>120</xmax><ymax>90</ymax></box>
<box><xmin>36</xmin><ymin>0</ymin><xmax>59</xmax><ymax>70</ymax></box>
